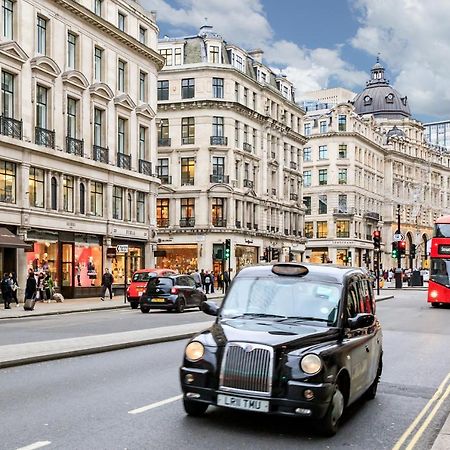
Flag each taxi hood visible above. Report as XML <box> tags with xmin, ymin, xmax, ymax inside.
<box><xmin>202</xmin><ymin>319</ymin><xmax>339</xmax><ymax>349</ymax></box>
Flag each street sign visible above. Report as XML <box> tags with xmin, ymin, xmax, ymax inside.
<box><xmin>393</xmin><ymin>233</ymin><xmax>405</xmax><ymax>241</ymax></box>
<box><xmin>116</xmin><ymin>244</ymin><xmax>129</xmax><ymax>253</ymax></box>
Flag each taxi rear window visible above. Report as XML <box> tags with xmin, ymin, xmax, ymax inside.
<box><xmin>132</xmin><ymin>272</ymin><xmax>152</xmax><ymax>282</ymax></box>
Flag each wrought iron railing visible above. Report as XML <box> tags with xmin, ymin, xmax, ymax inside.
<box><xmin>290</xmin><ymin>161</ymin><xmax>297</xmax><ymax>170</ymax></box>
<box><xmin>210</xmin><ymin>174</ymin><xmax>229</xmax><ymax>183</ymax></box>
<box><xmin>93</xmin><ymin>145</ymin><xmax>109</xmax><ymax>163</ymax></box>
<box><xmin>333</xmin><ymin>207</ymin><xmax>356</xmax><ymax>215</ymax></box>
<box><xmin>290</xmin><ymin>193</ymin><xmax>298</xmax><ymax>201</ymax></box>
<box><xmin>0</xmin><ymin>116</ymin><xmax>22</xmax><ymax>140</ymax></box>
<box><xmin>212</xmin><ymin>218</ymin><xmax>227</xmax><ymax>227</ymax></box>
<box><xmin>117</xmin><ymin>152</ymin><xmax>131</xmax><ymax>170</ymax></box>
<box><xmin>158</xmin><ymin>175</ymin><xmax>172</xmax><ymax>184</ymax></box>
<box><xmin>158</xmin><ymin>138</ymin><xmax>171</xmax><ymax>147</ymax></box>
<box><xmin>66</xmin><ymin>136</ymin><xmax>84</xmax><ymax>156</ymax></box>
<box><xmin>243</xmin><ymin>179</ymin><xmax>254</xmax><ymax>188</ymax></box>
<box><xmin>246</xmin><ymin>222</ymin><xmax>252</xmax><ymax>229</ymax></box>
<box><xmin>272</xmin><ymin>188</ymin><xmax>277</xmax><ymax>196</ymax></box>
<box><xmin>182</xmin><ymin>137</ymin><xmax>194</xmax><ymax>145</ymax></box>
<box><xmin>271</xmin><ymin>152</ymin><xmax>276</xmax><ymax>159</ymax></box>
<box><xmin>243</xmin><ymin>142</ymin><xmax>253</xmax><ymax>152</ymax></box>
<box><xmin>210</xmin><ymin>136</ymin><xmax>228</xmax><ymax>146</ymax></box>
<box><xmin>179</xmin><ymin>217</ymin><xmax>195</xmax><ymax>227</ymax></box>
<box><xmin>139</xmin><ymin>159</ymin><xmax>152</xmax><ymax>176</ymax></box>
<box><xmin>35</xmin><ymin>126</ymin><xmax>55</xmax><ymax>149</ymax></box>
<box><xmin>235</xmin><ymin>220</ymin><xmax>241</xmax><ymax>228</ymax></box>
<box><xmin>364</xmin><ymin>211</ymin><xmax>381</xmax><ymax>221</ymax></box>
<box><xmin>181</xmin><ymin>177</ymin><xmax>194</xmax><ymax>186</ymax></box>
<box><xmin>157</xmin><ymin>218</ymin><xmax>170</xmax><ymax>227</ymax></box>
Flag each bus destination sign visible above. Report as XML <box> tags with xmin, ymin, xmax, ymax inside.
<box><xmin>438</xmin><ymin>244</ymin><xmax>450</xmax><ymax>255</ymax></box>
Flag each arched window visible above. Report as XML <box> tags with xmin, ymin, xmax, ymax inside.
<box><xmin>51</xmin><ymin>177</ymin><xmax>57</xmax><ymax>210</ymax></box>
<box><xmin>127</xmin><ymin>193</ymin><xmax>132</xmax><ymax>221</ymax></box>
<box><xmin>80</xmin><ymin>182</ymin><xmax>85</xmax><ymax>214</ymax></box>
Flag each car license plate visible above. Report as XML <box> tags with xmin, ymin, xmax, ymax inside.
<box><xmin>151</xmin><ymin>298</ymin><xmax>165</xmax><ymax>303</ymax></box>
<box><xmin>217</xmin><ymin>394</ymin><xmax>269</xmax><ymax>412</ymax></box>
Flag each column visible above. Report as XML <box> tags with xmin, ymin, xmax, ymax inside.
<box><xmin>74</xmin><ymin>177</ymin><xmax>80</xmax><ymax>214</ymax></box>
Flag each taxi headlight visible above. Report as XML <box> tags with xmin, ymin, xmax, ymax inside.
<box><xmin>300</xmin><ymin>354</ymin><xmax>322</xmax><ymax>375</ymax></box>
<box><xmin>185</xmin><ymin>341</ymin><xmax>205</xmax><ymax>362</ymax></box>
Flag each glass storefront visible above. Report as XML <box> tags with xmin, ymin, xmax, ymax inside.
<box><xmin>110</xmin><ymin>245</ymin><xmax>143</xmax><ymax>285</ymax></box>
<box><xmin>74</xmin><ymin>242</ymin><xmax>103</xmax><ymax>287</ymax></box>
<box><xmin>26</xmin><ymin>240</ymin><xmax>59</xmax><ymax>286</ymax></box>
<box><xmin>235</xmin><ymin>245</ymin><xmax>258</xmax><ymax>273</ymax></box>
<box><xmin>309</xmin><ymin>248</ymin><xmax>329</xmax><ymax>264</ymax></box>
<box><xmin>156</xmin><ymin>244</ymin><xmax>198</xmax><ymax>273</ymax></box>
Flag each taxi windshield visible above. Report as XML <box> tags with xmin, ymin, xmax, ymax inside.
<box><xmin>221</xmin><ymin>277</ymin><xmax>342</xmax><ymax>325</ymax></box>
<box><xmin>132</xmin><ymin>272</ymin><xmax>152</xmax><ymax>282</ymax></box>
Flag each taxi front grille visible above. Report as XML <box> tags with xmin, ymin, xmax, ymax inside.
<box><xmin>219</xmin><ymin>343</ymin><xmax>273</xmax><ymax>395</ymax></box>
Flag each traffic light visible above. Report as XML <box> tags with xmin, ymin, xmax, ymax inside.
<box><xmin>411</xmin><ymin>244</ymin><xmax>416</xmax><ymax>258</ymax></box>
<box><xmin>289</xmin><ymin>251</ymin><xmax>294</xmax><ymax>262</ymax></box>
<box><xmin>224</xmin><ymin>239</ymin><xmax>231</xmax><ymax>260</ymax></box>
<box><xmin>392</xmin><ymin>242</ymin><xmax>398</xmax><ymax>258</ymax></box>
<box><xmin>347</xmin><ymin>251</ymin><xmax>352</xmax><ymax>264</ymax></box>
<box><xmin>362</xmin><ymin>253</ymin><xmax>367</xmax><ymax>263</ymax></box>
<box><xmin>262</xmin><ymin>247</ymin><xmax>269</xmax><ymax>262</ymax></box>
<box><xmin>373</xmin><ymin>230</ymin><xmax>381</xmax><ymax>249</ymax></box>
<box><xmin>321</xmin><ymin>253</ymin><xmax>326</xmax><ymax>263</ymax></box>
<box><xmin>272</xmin><ymin>248</ymin><xmax>280</xmax><ymax>261</ymax></box>
<box><xmin>398</xmin><ymin>240</ymin><xmax>406</xmax><ymax>256</ymax></box>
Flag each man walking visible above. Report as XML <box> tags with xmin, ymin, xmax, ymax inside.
<box><xmin>204</xmin><ymin>271</ymin><xmax>212</xmax><ymax>294</ymax></box>
<box><xmin>101</xmin><ymin>268</ymin><xmax>114</xmax><ymax>301</ymax></box>
<box><xmin>0</xmin><ymin>272</ymin><xmax>12</xmax><ymax>309</ymax></box>
<box><xmin>223</xmin><ymin>270</ymin><xmax>230</xmax><ymax>293</ymax></box>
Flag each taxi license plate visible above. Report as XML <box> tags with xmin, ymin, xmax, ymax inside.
<box><xmin>217</xmin><ymin>394</ymin><xmax>269</xmax><ymax>412</ymax></box>
<box><xmin>151</xmin><ymin>298</ymin><xmax>165</xmax><ymax>303</ymax></box>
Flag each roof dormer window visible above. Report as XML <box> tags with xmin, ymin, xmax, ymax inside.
<box><xmin>209</xmin><ymin>45</ymin><xmax>220</xmax><ymax>63</ymax></box>
<box><xmin>386</xmin><ymin>93</ymin><xmax>394</xmax><ymax>103</ymax></box>
<box><xmin>364</xmin><ymin>95</ymin><xmax>372</xmax><ymax>106</ymax></box>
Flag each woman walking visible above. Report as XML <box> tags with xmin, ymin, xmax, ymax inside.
<box><xmin>25</xmin><ymin>270</ymin><xmax>37</xmax><ymax>301</ymax></box>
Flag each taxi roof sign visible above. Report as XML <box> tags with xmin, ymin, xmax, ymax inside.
<box><xmin>272</xmin><ymin>263</ymin><xmax>309</xmax><ymax>277</ymax></box>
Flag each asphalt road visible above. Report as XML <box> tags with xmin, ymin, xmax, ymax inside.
<box><xmin>1</xmin><ymin>289</ymin><xmax>450</xmax><ymax>449</ymax></box>
<box><xmin>0</xmin><ymin>304</ymin><xmax>221</xmax><ymax>345</ymax></box>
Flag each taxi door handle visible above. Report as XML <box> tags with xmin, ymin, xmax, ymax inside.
<box><xmin>365</xmin><ymin>345</ymin><xmax>370</xmax><ymax>353</ymax></box>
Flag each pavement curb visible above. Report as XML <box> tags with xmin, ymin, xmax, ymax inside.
<box><xmin>432</xmin><ymin>413</ymin><xmax>450</xmax><ymax>449</ymax></box>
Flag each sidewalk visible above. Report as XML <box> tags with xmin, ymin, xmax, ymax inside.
<box><xmin>0</xmin><ymin>292</ymin><xmax>224</xmax><ymax>320</ymax></box>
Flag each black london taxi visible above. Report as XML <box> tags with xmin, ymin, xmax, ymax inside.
<box><xmin>179</xmin><ymin>263</ymin><xmax>383</xmax><ymax>436</ymax></box>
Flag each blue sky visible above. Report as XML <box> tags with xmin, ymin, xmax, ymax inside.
<box><xmin>142</xmin><ymin>0</ymin><xmax>450</xmax><ymax>122</ymax></box>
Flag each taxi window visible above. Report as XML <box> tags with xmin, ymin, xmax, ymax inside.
<box><xmin>346</xmin><ymin>283</ymin><xmax>361</xmax><ymax>318</ymax></box>
<box><xmin>132</xmin><ymin>272</ymin><xmax>151</xmax><ymax>282</ymax></box>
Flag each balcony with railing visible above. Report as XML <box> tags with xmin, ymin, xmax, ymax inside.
<box><xmin>35</xmin><ymin>126</ymin><xmax>55</xmax><ymax>149</ymax></box>
<box><xmin>210</xmin><ymin>174</ymin><xmax>229</xmax><ymax>184</ymax></box>
<box><xmin>158</xmin><ymin>137</ymin><xmax>171</xmax><ymax>147</ymax></box>
<box><xmin>93</xmin><ymin>145</ymin><xmax>109</xmax><ymax>163</ymax></box>
<box><xmin>271</xmin><ymin>151</ymin><xmax>276</xmax><ymax>159</ymax></box>
<box><xmin>66</xmin><ymin>136</ymin><xmax>84</xmax><ymax>156</ymax></box>
<box><xmin>235</xmin><ymin>220</ymin><xmax>241</xmax><ymax>228</ymax></box>
<box><xmin>254</xmin><ymin>224</ymin><xmax>258</xmax><ymax>230</ymax></box>
<box><xmin>333</xmin><ymin>207</ymin><xmax>356</xmax><ymax>217</ymax></box>
<box><xmin>285</xmin><ymin>228</ymin><xmax>289</xmax><ymax>235</ymax></box>
<box><xmin>243</xmin><ymin>179</ymin><xmax>254</xmax><ymax>188</ymax></box>
<box><xmin>336</xmin><ymin>230</ymin><xmax>350</xmax><ymax>238</ymax></box>
<box><xmin>210</xmin><ymin>136</ymin><xmax>228</xmax><ymax>146</ymax></box>
<box><xmin>272</xmin><ymin>188</ymin><xmax>277</xmax><ymax>196</ymax></box>
<box><xmin>180</xmin><ymin>217</ymin><xmax>195</xmax><ymax>227</ymax></box>
<box><xmin>181</xmin><ymin>177</ymin><xmax>195</xmax><ymax>186</ymax></box>
<box><xmin>182</xmin><ymin>137</ymin><xmax>195</xmax><ymax>145</ymax></box>
<box><xmin>157</xmin><ymin>218</ymin><xmax>170</xmax><ymax>228</ymax></box>
<box><xmin>158</xmin><ymin>175</ymin><xmax>172</xmax><ymax>184</ymax></box>
<box><xmin>139</xmin><ymin>159</ymin><xmax>152</xmax><ymax>176</ymax></box>
<box><xmin>290</xmin><ymin>193</ymin><xmax>298</xmax><ymax>201</ymax></box>
<box><xmin>246</xmin><ymin>222</ymin><xmax>252</xmax><ymax>229</ymax></box>
<box><xmin>212</xmin><ymin>218</ymin><xmax>227</xmax><ymax>227</ymax></box>
<box><xmin>243</xmin><ymin>142</ymin><xmax>253</xmax><ymax>153</ymax></box>
<box><xmin>364</xmin><ymin>211</ymin><xmax>381</xmax><ymax>221</ymax></box>
<box><xmin>290</xmin><ymin>161</ymin><xmax>297</xmax><ymax>170</ymax></box>
<box><xmin>0</xmin><ymin>116</ymin><xmax>22</xmax><ymax>140</ymax></box>
<box><xmin>117</xmin><ymin>152</ymin><xmax>131</xmax><ymax>170</ymax></box>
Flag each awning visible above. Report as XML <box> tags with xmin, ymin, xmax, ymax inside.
<box><xmin>0</xmin><ymin>227</ymin><xmax>29</xmax><ymax>249</ymax></box>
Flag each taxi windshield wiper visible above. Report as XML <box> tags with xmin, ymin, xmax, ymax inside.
<box><xmin>227</xmin><ymin>313</ymin><xmax>287</xmax><ymax>319</ymax></box>
<box><xmin>276</xmin><ymin>316</ymin><xmax>331</xmax><ymax>324</ymax></box>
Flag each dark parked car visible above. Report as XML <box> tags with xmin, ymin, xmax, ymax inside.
<box><xmin>140</xmin><ymin>274</ymin><xmax>207</xmax><ymax>313</ymax></box>
<box><xmin>180</xmin><ymin>263</ymin><xmax>383</xmax><ymax>436</ymax></box>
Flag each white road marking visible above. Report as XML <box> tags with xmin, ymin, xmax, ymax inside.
<box><xmin>16</xmin><ymin>441</ymin><xmax>51</xmax><ymax>450</ymax></box>
<box><xmin>128</xmin><ymin>394</ymin><xmax>183</xmax><ymax>415</ymax></box>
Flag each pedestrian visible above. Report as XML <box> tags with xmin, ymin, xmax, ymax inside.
<box><xmin>217</xmin><ymin>272</ymin><xmax>224</xmax><ymax>292</ymax></box>
<box><xmin>223</xmin><ymin>269</ymin><xmax>230</xmax><ymax>293</ymax></box>
<box><xmin>388</xmin><ymin>269</ymin><xmax>393</xmax><ymax>282</ymax></box>
<box><xmin>200</xmin><ymin>269</ymin><xmax>206</xmax><ymax>291</ymax></box>
<box><xmin>204</xmin><ymin>271</ymin><xmax>212</xmax><ymax>294</ymax></box>
<box><xmin>75</xmin><ymin>261</ymin><xmax>81</xmax><ymax>286</ymax></box>
<box><xmin>36</xmin><ymin>272</ymin><xmax>46</xmax><ymax>302</ymax></box>
<box><xmin>9</xmin><ymin>272</ymin><xmax>19</xmax><ymax>307</ymax></box>
<box><xmin>101</xmin><ymin>268</ymin><xmax>114</xmax><ymax>301</ymax></box>
<box><xmin>44</xmin><ymin>272</ymin><xmax>54</xmax><ymax>302</ymax></box>
<box><xmin>0</xmin><ymin>272</ymin><xmax>12</xmax><ymax>309</ymax></box>
<box><xmin>25</xmin><ymin>269</ymin><xmax>37</xmax><ymax>302</ymax></box>
<box><xmin>210</xmin><ymin>272</ymin><xmax>215</xmax><ymax>293</ymax></box>
<box><xmin>192</xmin><ymin>269</ymin><xmax>201</xmax><ymax>288</ymax></box>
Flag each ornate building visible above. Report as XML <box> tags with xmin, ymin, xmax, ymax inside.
<box><xmin>301</xmin><ymin>60</ymin><xmax>450</xmax><ymax>270</ymax></box>
<box><xmin>0</xmin><ymin>0</ymin><xmax>163</xmax><ymax>297</ymax></box>
<box><xmin>154</xmin><ymin>26</ymin><xmax>307</xmax><ymax>275</ymax></box>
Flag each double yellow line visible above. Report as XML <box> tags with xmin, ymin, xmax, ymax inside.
<box><xmin>392</xmin><ymin>372</ymin><xmax>450</xmax><ymax>450</ymax></box>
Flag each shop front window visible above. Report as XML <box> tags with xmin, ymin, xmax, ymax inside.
<box><xmin>156</xmin><ymin>244</ymin><xmax>197</xmax><ymax>274</ymax></box>
<box><xmin>235</xmin><ymin>245</ymin><xmax>257</xmax><ymax>273</ymax></box>
<box><xmin>111</xmin><ymin>245</ymin><xmax>143</xmax><ymax>285</ymax></box>
<box><xmin>74</xmin><ymin>241</ymin><xmax>102</xmax><ymax>287</ymax></box>
<box><xmin>26</xmin><ymin>241</ymin><xmax>59</xmax><ymax>287</ymax></box>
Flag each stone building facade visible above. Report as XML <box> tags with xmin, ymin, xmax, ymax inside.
<box><xmin>154</xmin><ymin>26</ymin><xmax>307</xmax><ymax>275</ymax></box>
<box><xmin>0</xmin><ymin>0</ymin><xmax>163</xmax><ymax>297</ymax></box>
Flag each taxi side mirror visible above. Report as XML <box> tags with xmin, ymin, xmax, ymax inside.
<box><xmin>347</xmin><ymin>313</ymin><xmax>375</xmax><ymax>330</ymax></box>
<box><xmin>201</xmin><ymin>300</ymin><xmax>219</xmax><ymax>316</ymax></box>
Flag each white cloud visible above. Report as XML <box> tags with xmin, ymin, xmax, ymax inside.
<box><xmin>350</xmin><ymin>0</ymin><xmax>450</xmax><ymax>118</ymax></box>
<box><xmin>141</xmin><ymin>0</ymin><xmax>366</xmax><ymax>99</ymax></box>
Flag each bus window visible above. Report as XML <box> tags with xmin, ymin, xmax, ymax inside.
<box><xmin>431</xmin><ymin>259</ymin><xmax>450</xmax><ymax>286</ymax></box>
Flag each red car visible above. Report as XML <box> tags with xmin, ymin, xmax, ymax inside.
<box><xmin>127</xmin><ymin>268</ymin><xmax>177</xmax><ymax>309</ymax></box>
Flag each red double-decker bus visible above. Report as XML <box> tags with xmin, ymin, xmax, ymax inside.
<box><xmin>428</xmin><ymin>215</ymin><xmax>450</xmax><ymax>306</ymax></box>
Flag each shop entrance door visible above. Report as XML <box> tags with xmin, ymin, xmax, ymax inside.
<box><xmin>61</xmin><ymin>243</ymin><xmax>74</xmax><ymax>298</ymax></box>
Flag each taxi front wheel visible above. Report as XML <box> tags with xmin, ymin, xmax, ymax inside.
<box><xmin>183</xmin><ymin>399</ymin><xmax>208</xmax><ymax>416</ymax></box>
<box><xmin>320</xmin><ymin>385</ymin><xmax>345</xmax><ymax>436</ymax></box>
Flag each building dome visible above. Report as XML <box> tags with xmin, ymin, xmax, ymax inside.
<box><xmin>353</xmin><ymin>59</ymin><xmax>411</xmax><ymax>119</ymax></box>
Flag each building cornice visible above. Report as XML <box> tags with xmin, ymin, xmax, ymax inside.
<box><xmin>53</xmin><ymin>0</ymin><xmax>165</xmax><ymax>71</ymax></box>
<box><xmin>306</xmin><ymin>131</ymin><xmax>386</xmax><ymax>154</ymax></box>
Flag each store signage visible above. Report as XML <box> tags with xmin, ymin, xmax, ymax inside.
<box><xmin>438</xmin><ymin>244</ymin><xmax>450</xmax><ymax>255</ymax></box>
<box><xmin>116</xmin><ymin>244</ymin><xmax>129</xmax><ymax>253</ymax></box>
<box><xmin>106</xmin><ymin>247</ymin><xmax>117</xmax><ymax>258</ymax></box>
